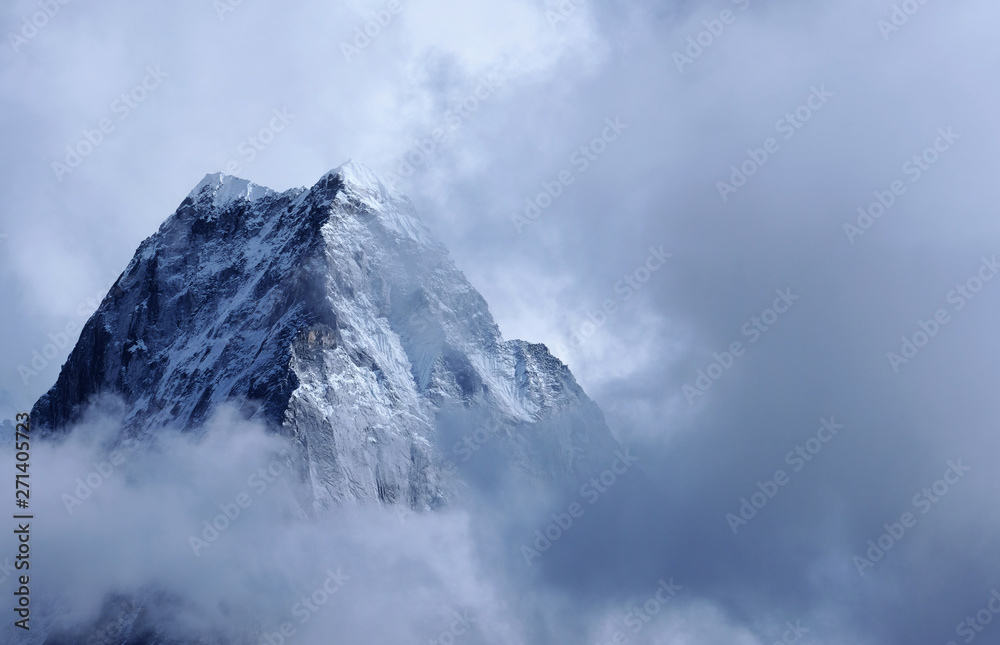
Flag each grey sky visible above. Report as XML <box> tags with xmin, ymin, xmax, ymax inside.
<box><xmin>2</xmin><ymin>0</ymin><xmax>999</xmax><ymax>643</ymax></box>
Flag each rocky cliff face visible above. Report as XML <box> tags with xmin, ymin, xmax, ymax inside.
<box><xmin>31</xmin><ymin>161</ymin><xmax>620</xmax><ymax>511</ymax></box>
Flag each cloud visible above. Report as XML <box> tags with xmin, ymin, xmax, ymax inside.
<box><xmin>3</xmin><ymin>0</ymin><xmax>1000</xmax><ymax>643</ymax></box>
<box><xmin>0</xmin><ymin>405</ymin><xmax>522</xmax><ymax>642</ymax></box>
<box><xmin>0</xmin><ymin>404</ymin><xmax>769</xmax><ymax>644</ymax></box>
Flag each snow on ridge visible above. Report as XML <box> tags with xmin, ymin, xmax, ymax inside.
<box><xmin>329</xmin><ymin>159</ymin><xmax>390</xmax><ymax>195</ymax></box>
<box><xmin>323</xmin><ymin>159</ymin><xmax>398</xmax><ymax>212</ymax></box>
<box><xmin>187</xmin><ymin>172</ymin><xmax>275</xmax><ymax>209</ymax></box>
<box><xmin>186</xmin><ymin>162</ymin><xmax>396</xmax><ymax>213</ymax></box>
<box><xmin>331</xmin><ymin>160</ymin><xmax>445</xmax><ymax>249</ymax></box>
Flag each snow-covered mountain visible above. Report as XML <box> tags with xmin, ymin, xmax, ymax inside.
<box><xmin>31</xmin><ymin>161</ymin><xmax>620</xmax><ymax>511</ymax></box>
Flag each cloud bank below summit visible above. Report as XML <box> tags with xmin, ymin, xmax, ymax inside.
<box><xmin>0</xmin><ymin>406</ymin><xmax>761</xmax><ymax>645</ymax></box>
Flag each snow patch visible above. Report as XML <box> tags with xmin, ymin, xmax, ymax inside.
<box><xmin>187</xmin><ymin>172</ymin><xmax>274</xmax><ymax>209</ymax></box>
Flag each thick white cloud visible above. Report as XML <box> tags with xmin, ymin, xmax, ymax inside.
<box><xmin>3</xmin><ymin>0</ymin><xmax>1000</xmax><ymax>643</ymax></box>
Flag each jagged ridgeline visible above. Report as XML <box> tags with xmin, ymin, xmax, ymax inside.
<box><xmin>31</xmin><ymin>161</ymin><xmax>621</xmax><ymax>510</ymax></box>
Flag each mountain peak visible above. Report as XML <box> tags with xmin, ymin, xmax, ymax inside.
<box><xmin>186</xmin><ymin>172</ymin><xmax>274</xmax><ymax>209</ymax></box>
<box><xmin>323</xmin><ymin>159</ymin><xmax>398</xmax><ymax>210</ymax></box>
<box><xmin>329</xmin><ymin>158</ymin><xmax>382</xmax><ymax>187</ymax></box>
<box><xmin>32</xmin><ymin>163</ymin><xmax>621</xmax><ymax>509</ymax></box>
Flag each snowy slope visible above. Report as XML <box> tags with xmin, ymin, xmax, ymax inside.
<box><xmin>31</xmin><ymin>161</ymin><xmax>621</xmax><ymax>510</ymax></box>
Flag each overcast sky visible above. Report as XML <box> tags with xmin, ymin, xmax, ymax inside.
<box><xmin>3</xmin><ymin>0</ymin><xmax>1000</xmax><ymax>643</ymax></box>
